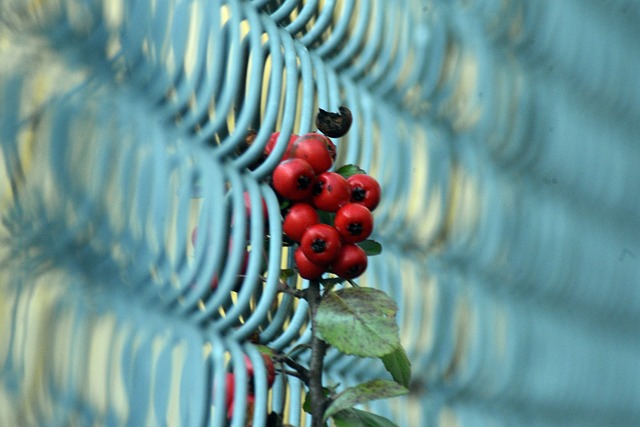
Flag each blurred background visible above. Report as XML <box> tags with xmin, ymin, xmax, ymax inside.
<box><xmin>1</xmin><ymin>0</ymin><xmax>640</xmax><ymax>425</ymax></box>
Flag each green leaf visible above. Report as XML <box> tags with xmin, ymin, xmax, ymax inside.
<box><xmin>303</xmin><ymin>388</ymin><xmax>332</xmax><ymax>414</ymax></box>
<box><xmin>302</xmin><ymin>393</ymin><xmax>312</xmax><ymax>414</ymax></box>
<box><xmin>336</xmin><ymin>164</ymin><xmax>367</xmax><ymax>178</ymax></box>
<box><xmin>255</xmin><ymin>345</ymin><xmax>275</xmax><ymax>358</ymax></box>
<box><xmin>316</xmin><ymin>288</ymin><xmax>400</xmax><ymax>357</ymax></box>
<box><xmin>280</xmin><ymin>199</ymin><xmax>291</xmax><ymax>210</ymax></box>
<box><xmin>332</xmin><ymin>409</ymin><xmax>399</xmax><ymax>427</ymax></box>
<box><xmin>381</xmin><ymin>346</ymin><xmax>412</xmax><ymax>388</ymax></box>
<box><xmin>323</xmin><ymin>380</ymin><xmax>408</xmax><ymax>422</ymax></box>
<box><xmin>318</xmin><ymin>210</ymin><xmax>335</xmax><ymax>225</ymax></box>
<box><xmin>356</xmin><ymin>239</ymin><xmax>382</xmax><ymax>256</ymax></box>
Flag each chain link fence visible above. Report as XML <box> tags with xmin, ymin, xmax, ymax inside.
<box><xmin>2</xmin><ymin>0</ymin><xmax>640</xmax><ymax>425</ymax></box>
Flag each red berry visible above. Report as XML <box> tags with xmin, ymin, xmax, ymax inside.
<box><xmin>224</xmin><ymin>372</ymin><xmax>235</xmax><ymax>413</ymax></box>
<box><xmin>283</xmin><ymin>203</ymin><xmax>320</xmax><ymax>242</ymax></box>
<box><xmin>330</xmin><ymin>243</ymin><xmax>368</xmax><ymax>279</ymax></box>
<box><xmin>312</xmin><ymin>172</ymin><xmax>351</xmax><ymax>212</ymax></box>
<box><xmin>210</xmin><ymin>274</ymin><xmax>220</xmax><ymax>290</ymax></box>
<box><xmin>272</xmin><ymin>158</ymin><xmax>316</xmax><ymax>200</ymax></box>
<box><xmin>263</xmin><ymin>355</ymin><xmax>276</xmax><ymax>387</ymax></box>
<box><xmin>244</xmin><ymin>354</ymin><xmax>276</xmax><ymax>388</ymax></box>
<box><xmin>347</xmin><ymin>174</ymin><xmax>381</xmax><ymax>211</ymax></box>
<box><xmin>294</xmin><ymin>247</ymin><xmax>326</xmax><ymax>280</ymax></box>
<box><xmin>243</xmin><ymin>191</ymin><xmax>268</xmax><ymax>221</ymax></box>
<box><xmin>227</xmin><ymin>392</ymin><xmax>255</xmax><ymax>420</ymax></box>
<box><xmin>264</xmin><ymin>132</ymin><xmax>298</xmax><ymax>159</ymax></box>
<box><xmin>230</xmin><ymin>192</ymin><xmax>268</xmax><ymax>237</ymax></box>
<box><xmin>288</xmin><ymin>133</ymin><xmax>337</xmax><ymax>174</ymax></box>
<box><xmin>191</xmin><ymin>226</ymin><xmax>198</xmax><ymax>246</ymax></box>
<box><xmin>300</xmin><ymin>224</ymin><xmax>342</xmax><ymax>265</ymax></box>
<box><xmin>211</xmin><ymin>239</ymin><xmax>250</xmax><ymax>292</ymax></box>
<box><xmin>334</xmin><ymin>203</ymin><xmax>374</xmax><ymax>243</ymax></box>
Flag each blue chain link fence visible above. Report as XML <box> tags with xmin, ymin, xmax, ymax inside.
<box><xmin>1</xmin><ymin>0</ymin><xmax>640</xmax><ymax>425</ymax></box>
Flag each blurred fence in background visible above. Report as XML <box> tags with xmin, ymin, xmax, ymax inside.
<box><xmin>1</xmin><ymin>0</ymin><xmax>640</xmax><ymax>425</ymax></box>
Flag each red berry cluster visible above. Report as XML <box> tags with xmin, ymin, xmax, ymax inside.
<box><xmin>268</xmin><ymin>132</ymin><xmax>381</xmax><ymax>281</ymax></box>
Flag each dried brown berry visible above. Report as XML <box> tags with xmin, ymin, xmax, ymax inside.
<box><xmin>316</xmin><ymin>106</ymin><xmax>352</xmax><ymax>138</ymax></box>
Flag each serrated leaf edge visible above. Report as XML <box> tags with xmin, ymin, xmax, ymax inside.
<box><xmin>316</xmin><ymin>288</ymin><xmax>399</xmax><ymax>357</ymax></box>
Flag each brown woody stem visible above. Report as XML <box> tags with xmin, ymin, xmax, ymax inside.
<box><xmin>282</xmin><ymin>357</ymin><xmax>310</xmax><ymax>385</ymax></box>
<box><xmin>306</xmin><ymin>280</ymin><xmax>327</xmax><ymax>427</ymax></box>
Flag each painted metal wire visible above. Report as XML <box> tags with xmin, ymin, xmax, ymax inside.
<box><xmin>2</xmin><ymin>0</ymin><xmax>640</xmax><ymax>426</ymax></box>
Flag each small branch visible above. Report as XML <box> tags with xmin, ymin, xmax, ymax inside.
<box><xmin>281</xmin><ymin>357</ymin><xmax>310</xmax><ymax>385</ymax></box>
<box><xmin>284</xmin><ymin>343</ymin><xmax>312</xmax><ymax>356</ymax></box>
<box><xmin>277</xmin><ymin>281</ymin><xmax>304</xmax><ymax>298</ymax></box>
<box><xmin>282</xmin><ymin>370</ymin><xmax>309</xmax><ymax>383</ymax></box>
<box><xmin>306</xmin><ymin>280</ymin><xmax>328</xmax><ymax>427</ymax></box>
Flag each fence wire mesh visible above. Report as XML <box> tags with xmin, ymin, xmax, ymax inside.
<box><xmin>1</xmin><ymin>0</ymin><xmax>640</xmax><ymax>426</ymax></box>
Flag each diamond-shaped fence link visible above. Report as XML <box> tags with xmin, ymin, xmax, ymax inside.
<box><xmin>1</xmin><ymin>0</ymin><xmax>640</xmax><ymax>426</ymax></box>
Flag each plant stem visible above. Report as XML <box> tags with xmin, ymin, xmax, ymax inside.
<box><xmin>307</xmin><ymin>280</ymin><xmax>327</xmax><ymax>427</ymax></box>
<box><xmin>277</xmin><ymin>281</ymin><xmax>305</xmax><ymax>298</ymax></box>
<box><xmin>281</xmin><ymin>357</ymin><xmax>310</xmax><ymax>385</ymax></box>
